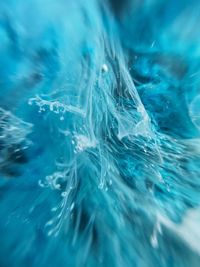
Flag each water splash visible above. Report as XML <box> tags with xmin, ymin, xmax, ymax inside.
<box><xmin>0</xmin><ymin>0</ymin><xmax>200</xmax><ymax>267</ymax></box>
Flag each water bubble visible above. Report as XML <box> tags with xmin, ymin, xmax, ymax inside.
<box><xmin>102</xmin><ymin>63</ymin><xmax>108</xmax><ymax>73</ymax></box>
<box><xmin>61</xmin><ymin>191</ymin><xmax>67</xmax><ymax>197</ymax></box>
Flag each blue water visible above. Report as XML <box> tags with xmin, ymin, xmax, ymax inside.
<box><xmin>0</xmin><ymin>0</ymin><xmax>200</xmax><ymax>266</ymax></box>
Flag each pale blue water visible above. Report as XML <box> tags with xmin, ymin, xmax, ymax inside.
<box><xmin>0</xmin><ymin>0</ymin><xmax>200</xmax><ymax>267</ymax></box>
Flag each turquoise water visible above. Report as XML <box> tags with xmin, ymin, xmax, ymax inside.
<box><xmin>0</xmin><ymin>0</ymin><xmax>200</xmax><ymax>266</ymax></box>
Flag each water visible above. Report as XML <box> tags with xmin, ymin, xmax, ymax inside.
<box><xmin>0</xmin><ymin>0</ymin><xmax>200</xmax><ymax>266</ymax></box>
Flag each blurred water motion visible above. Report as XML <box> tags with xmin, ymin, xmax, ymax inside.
<box><xmin>0</xmin><ymin>0</ymin><xmax>200</xmax><ymax>267</ymax></box>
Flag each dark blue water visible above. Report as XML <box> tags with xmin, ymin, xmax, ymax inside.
<box><xmin>0</xmin><ymin>0</ymin><xmax>200</xmax><ymax>266</ymax></box>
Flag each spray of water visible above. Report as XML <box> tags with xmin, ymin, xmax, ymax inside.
<box><xmin>0</xmin><ymin>0</ymin><xmax>200</xmax><ymax>266</ymax></box>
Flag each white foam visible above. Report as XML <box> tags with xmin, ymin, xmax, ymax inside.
<box><xmin>75</xmin><ymin>134</ymin><xmax>97</xmax><ymax>152</ymax></box>
<box><xmin>158</xmin><ymin>208</ymin><xmax>200</xmax><ymax>255</ymax></box>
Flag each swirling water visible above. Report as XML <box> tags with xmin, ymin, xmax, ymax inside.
<box><xmin>0</xmin><ymin>0</ymin><xmax>200</xmax><ymax>266</ymax></box>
